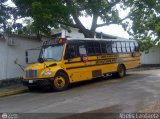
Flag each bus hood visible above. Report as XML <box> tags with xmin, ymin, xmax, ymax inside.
<box><xmin>25</xmin><ymin>61</ymin><xmax>60</xmax><ymax>71</ymax></box>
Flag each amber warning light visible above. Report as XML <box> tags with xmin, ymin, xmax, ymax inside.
<box><xmin>58</xmin><ymin>38</ymin><xmax>66</xmax><ymax>43</ymax></box>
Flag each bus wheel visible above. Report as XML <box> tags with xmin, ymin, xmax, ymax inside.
<box><xmin>117</xmin><ymin>64</ymin><xmax>126</xmax><ymax>78</ymax></box>
<box><xmin>51</xmin><ymin>72</ymin><xmax>69</xmax><ymax>92</ymax></box>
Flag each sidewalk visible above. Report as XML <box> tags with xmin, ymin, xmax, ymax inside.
<box><xmin>128</xmin><ymin>66</ymin><xmax>160</xmax><ymax>72</ymax></box>
<box><xmin>0</xmin><ymin>84</ymin><xmax>28</xmax><ymax>97</ymax></box>
<box><xmin>139</xmin><ymin>100</ymin><xmax>160</xmax><ymax>113</ymax></box>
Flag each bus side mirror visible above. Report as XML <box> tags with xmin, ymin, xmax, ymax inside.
<box><xmin>25</xmin><ymin>51</ymin><xmax>28</xmax><ymax>63</ymax></box>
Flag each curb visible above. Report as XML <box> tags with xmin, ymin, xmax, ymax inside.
<box><xmin>0</xmin><ymin>88</ymin><xmax>28</xmax><ymax>97</ymax></box>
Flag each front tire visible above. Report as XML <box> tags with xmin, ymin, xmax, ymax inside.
<box><xmin>50</xmin><ymin>72</ymin><xmax>69</xmax><ymax>92</ymax></box>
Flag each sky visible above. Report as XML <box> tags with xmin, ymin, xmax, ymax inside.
<box><xmin>7</xmin><ymin>0</ymin><xmax>129</xmax><ymax>39</ymax></box>
<box><xmin>80</xmin><ymin>17</ymin><xmax>129</xmax><ymax>39</ymax></box>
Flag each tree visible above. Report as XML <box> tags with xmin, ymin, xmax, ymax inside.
<box><xmin>13</xmin><ymin>0</ymin><xmax>160</xmax><ymax>39</ymax></box>
<box><xmin>125</xmin><ymin>0</ymin><xmax>160</xmax><ymax>50</ymax></box>
<box><xmin>16</xmin><ymin>19</ymin><xmax>40</xmax><ymax>36</ymax></box>
<box><xmin>12</xmin><ymin>0</ymin><xmax>130</xmax><ymax>38</ymax></box>
<box><xmin>0</xmin><ymin>0</ymin><xmax>20</xmax><ymax>34</ymax></box>
<box><xmin>0</xmin><ymin>0</ymin><xmax>10</xmax><ymax>32</ymax></box>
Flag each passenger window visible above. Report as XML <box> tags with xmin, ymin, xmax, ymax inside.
<box><xmin>93</xmin><ymin>42</ymin><xmax>101</xmax><ymax>55</ymax></box>
<box><xmin>106</xmin><ymin>42</ymin><xmax>112</xmax><ymax>54</ymax></box>
<box><xmin>130</xmin><ymin>42</ymin><xmax>135</xmax><ymax>52</ymax></box>
<box><xmin>121</xmin><ymin>42</ymin><xmax>126</xmax><ymax>53</ymax></box>
<box><xmin>100</xmin><ymin>42</ymin><xmax>107</xmax><ymax>54</ymax></box>
<box><xmin>78</xmin><ymin>41</ymin><xmax>88</xmax><ymax>56</ymax></box>
<box><xmin>117</xmin><ymin>42</ymin><xmax>122</xmax><ymax>53</ymax></box>
<box><xmin>65</xmin><ymin>43</ymin><xmax>78</xmax><ymax>59</ymax></box>
<box><xmin>112</xmin><ymin>42</ymin><xmax>117</xmax><ymax>53</ymax></box>
<box><xmin>79</xmin><ymin>45</ymin><xmax>87</xmax><ymax>55</ymax></box>
<box><xmin>86</xmin><ymin>41</ymin><xmax>95</xmax><ymax>55</ymax></box>
<box><xmin>135</xmin><ymin>42</ymin><xmax>139</xmax><ymax>51</ymax></box>
<box><xmin>126</xmin><ymin>42</ymin><xmax>130</xmax><ymax>52</ymax></box>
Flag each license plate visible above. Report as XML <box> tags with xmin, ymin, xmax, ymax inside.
<box><xmin>29</xmin><ymin>80</ymin><xmax>33</xmax><ymax>83</ymax></box>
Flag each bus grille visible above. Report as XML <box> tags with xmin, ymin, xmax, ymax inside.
<box><xmin>26</xmin><ymin>70</ymin><xmax>38</xmax><ymax>78</ymax></box>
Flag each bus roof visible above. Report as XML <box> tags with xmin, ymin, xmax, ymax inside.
<box><xmin>66</xmin><ymin>38</ymin><xmax>136</xmax><ymax>42</ymax></box>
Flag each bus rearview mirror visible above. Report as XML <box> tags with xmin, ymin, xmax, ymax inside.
<box><xmin>25</xmin><ymin>51</ymin><xmax>28</xmax><ymax>63</ymax></box>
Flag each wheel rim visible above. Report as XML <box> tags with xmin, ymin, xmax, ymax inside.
<box><xmin>54</xmin><ymin>76</ymin><xmax>65</xmax><ymax>89</ymax></box>
<box><xmin>119</xmin><ymin>66</ymin><xmax>124</xmax><ymax>77</ymax></box>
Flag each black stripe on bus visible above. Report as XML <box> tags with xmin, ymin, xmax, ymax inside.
<box><xmin>66</xmin><ymin>59</ymin><xmax>140</xmax><ymax>70</ymax></box>
<box><xmin>65</xmin><ymin>57</ymin><xmax>140</xmax><ymax>64</ymax></box>
<box><xmin>65</xmin><ymin>59</ymin><xmax>96</xmax><ymax>64</ymax></box>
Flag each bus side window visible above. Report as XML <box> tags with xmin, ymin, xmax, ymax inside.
<box><xmin>117</xmin><ymin>42</ymin><xmax>122</xmax><ymax>53</ymax></box>
<box><xmin>130</xmin><ymin>42</ymin><xmax>135</xmax><ymax>52</ymax></box>
<box><xmin>121</xmin><ymin>42</ymin><xmax>126</xmax><ymax>53</ymax></box>
<box><xmin>79</xmin><ymin>44</ymin><xmax>87</xmax><ymax>55</ymax></box>
<box><xmin>126</xmin><ymin>42</ymin><xmax>130</xmax><ymax>52</ymax></box>
<box><xmin>106</xmin><ymin>42</ymin><xmax>112</xmax><ymax>54</ymax></box>
<box><xmin>93</xmin><ymin>42</ymin><xmax>101</xmax><ymax>55</ymax></box>
<box><xmin>86</xmin><ymin>41</ymin><xmax>95</xmax><ymax>55</ymax></box>
<box><xmin>100</xmin><ymin>42</ymin><xmax>107</xmax><ymax>54</ymax></box>
<box><xmin>112</xmin><ymin>42</ymin><xmax>117</xmax><ymax>53</ymax></box>
<box><xmin>135</xmin><ymin>42</ymin><xmax>139</xmax><ymax>51</ymax></box>
<box><xmin>64</xmin><ymin>43</ymin><xmax>78</xmax><ymax>59</ymax></box>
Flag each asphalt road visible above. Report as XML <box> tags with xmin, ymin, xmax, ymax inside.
<box><xmin>0</xmin><ymin>69</ymin><xmax>160</xmax><ymax>118</ymax></box>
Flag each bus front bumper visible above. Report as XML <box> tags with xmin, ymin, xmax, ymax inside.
<box><xmin>23</xmin><ymin>79</ymin><xmax>52</xmax><ymax>87</ymax></box>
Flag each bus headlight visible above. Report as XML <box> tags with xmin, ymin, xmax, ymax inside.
<box><xmin>43</xmin><ymin>71</ymin><xmax>52</xmax><ymax>76</ymax></box>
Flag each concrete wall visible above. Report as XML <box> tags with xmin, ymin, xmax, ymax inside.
<box><xmin>141</xmin><ymin>47</ymin><xmax>160</xmax><ymax>65</ymax></box>
<box><xmin>52</xmin><ymin>28</ymin><xmax>85</xmax><ymax>38</ymax></box>
<box><xmin>63</xmin><ymin>28</ymin><xmax>85</xmax><ymax>38</ymax></box>
<box><xmin>0</xmin><ymin>35</ymin><xmax>42</xmax><ymax>80</ymax></box>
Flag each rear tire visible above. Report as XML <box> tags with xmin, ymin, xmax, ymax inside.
<box><xmin>50</xmin><ymin>72</ymin><xmax>69</xmax><ymax>92</ymax></box>
<box><xmin>116</xmin><ymin>64</ymin><xmax>126</xmax><ymax>78</ymax></box>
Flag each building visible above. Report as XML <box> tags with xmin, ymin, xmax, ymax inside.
<box><xmin>141</xmin><ymin>46</ymin><xmax>160</xmax><ymax>65</ymax></box>
<box><xmin>51</xmin><ymin>27</ymin><xmax>122</xmax><ymax>39</ymax></box>
<box><xmin>0</xmin><ymin>34</ymin><xmax>43</xmax><ymax>80</ymax></box>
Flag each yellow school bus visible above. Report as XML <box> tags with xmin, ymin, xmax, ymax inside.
<box><xmin>23</xmin><ymin>38</ymin><xmax>141</xmax><ymax>91</ymax></box>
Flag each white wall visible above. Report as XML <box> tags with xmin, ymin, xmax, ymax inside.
<box><xmin>141</xmin><ymin>47</ymin><xmax>160</xmax><ymax>64</ymax></box>
<box><xmin>0</xmin><ymin>36</ymin><xmax>42</xmax><ymax>80</ymax></box>
<box><xmin>64</xmin><ymin>28</ymin><xmax>85</xmax><ymax>38</ymax></box>
<box><xmin>53</xmin><ymin>28</ymin><xmax>85</xmax><ymax>38</ymax></box>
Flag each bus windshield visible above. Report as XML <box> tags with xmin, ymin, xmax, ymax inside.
<box><xmin>39</xmin><ymin>44</ymin><xmax>64</xmax><ymax>61</ymax></box>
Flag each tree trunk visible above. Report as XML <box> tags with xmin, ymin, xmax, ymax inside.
<box><xmin>83</xmin><ymin>32</ymin><xmax>95</xmax><ymax>38</ymax></box>
<box><xmin>80</xmin><ymin>29</ymin><xmax>95</xmax><ymax>38</ymax></box>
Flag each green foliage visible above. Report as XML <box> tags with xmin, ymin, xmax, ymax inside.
<box><xmin>126</xmin><ymin>0</ymin><xmax>160</xmax><ymax>51</ymax></box>
<box><xmin>0</xmin><ymin>0</ymin><xmax>19</xmax><ymax>33</ymax></box>
<box><xmin>136</xmin><ymin>38</ymin><xmax>155</xmax><ymax>52</ymax></box>
<box><xmin>12</xmin><ymin>0</ymin><xmax>160</xmax><ymax>52</ymax></box>
<box><xmin>13</xmin><ymin>0</ymin><xmax>130</xmax><ymax>37</ymax></box>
